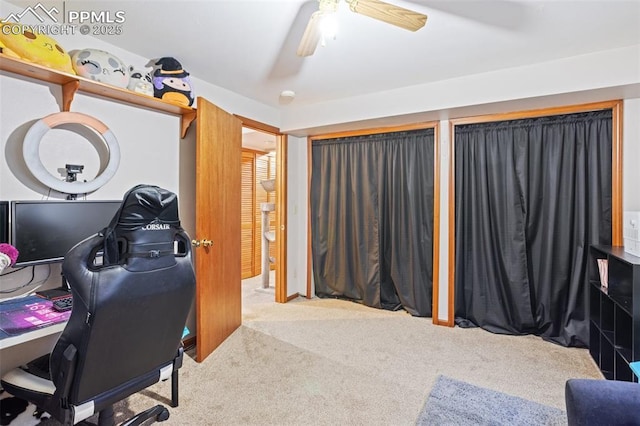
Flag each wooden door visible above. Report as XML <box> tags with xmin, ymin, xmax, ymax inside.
<box><xmin>195</xmin><ymin>97</ymin><xmax>242</xmax><ymax>362</ymax></box>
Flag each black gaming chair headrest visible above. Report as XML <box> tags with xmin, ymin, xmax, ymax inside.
<box><xmin>102</xmin><ymin>184</ymin><xmax>182</xmax><ymax>267</ymax></box>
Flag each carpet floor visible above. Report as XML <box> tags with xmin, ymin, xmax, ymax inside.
<box><xmin>1</xmin><ymin>273</ymin><xmax>603</xmax><ymax>425</ymax></box>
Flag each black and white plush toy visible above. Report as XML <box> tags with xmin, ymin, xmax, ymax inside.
<box><xmin>149</xmin><ymin>57</ymin><xmax>194</xmax><ymax>106</ymax></box>
<box><xmin>127</xmin><ymin>66</ymin><xmax>153</xmax><ymax>96</ymax></box>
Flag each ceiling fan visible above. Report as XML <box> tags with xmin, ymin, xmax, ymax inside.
<box><xmin>297</xmin><ymin>0</ymin><xmax>428</xmax><ymax>57</ymax></box>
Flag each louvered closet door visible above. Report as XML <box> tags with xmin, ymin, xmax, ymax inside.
<box><xmin>241</xmin><ymin>151</ymin><xmax>256</xmax><ymax>279</ymax></box>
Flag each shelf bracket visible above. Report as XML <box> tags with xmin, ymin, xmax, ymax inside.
<box><xmin>61</xmin><ymin>80</ymin><xmax>79</xmax><ymax>112</ymax></box>
<box><xmin>181</xmin><ymin>111</ymin><xmax>197</xmax><ymax>138</ymax></box>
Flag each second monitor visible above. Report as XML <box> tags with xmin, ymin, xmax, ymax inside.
<box><xmin>11</xmin><ymin>200</ymin><xmax>121</xmax><ymax>267</ymax></box>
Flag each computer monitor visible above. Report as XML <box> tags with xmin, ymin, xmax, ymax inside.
<box><xmin>0</xmin><ymin>201</ymin><xmax>8</xmax><ymax>243</ymax></box>
<box><xmin>11</xmin><ymin>200</ymin><xmax>121</xmax><ymax>267</ymax></box>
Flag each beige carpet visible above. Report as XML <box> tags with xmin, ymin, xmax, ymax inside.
<box><xmin>31</xmin><ymin>273</ymin><xmax>601</xmax><ymax>425</ymax></box>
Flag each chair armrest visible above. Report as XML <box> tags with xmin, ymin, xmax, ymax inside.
<box><xmin>53</xmin><ymin>344</ymin><xmax>77</xmax><ymax>405</ymax></box>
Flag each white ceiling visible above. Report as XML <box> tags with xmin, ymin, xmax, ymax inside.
<box><xmin>242</xmin><ymin>127</ymin><xmax>276</xmax><ymax>151</ymax></box>
<box><xmin>73</xmin><ymin>0</ymin><xmax>640</xmax><ymax>109</ymax></box>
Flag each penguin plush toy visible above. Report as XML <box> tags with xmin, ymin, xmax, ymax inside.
<box><xmin>150</xmin><ymin>57</ymin><xmax>195</xmax><ymax>106</ymax></box>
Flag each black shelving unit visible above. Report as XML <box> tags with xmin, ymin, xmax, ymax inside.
<box><xmin>589</xmin><ymin>245</ymin><xmax>640</xmax><ymax>382</ymax></box>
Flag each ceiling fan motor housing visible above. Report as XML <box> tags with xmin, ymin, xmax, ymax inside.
<box><xmin>319</xmin><ymin>0</ymin><xmax>340</xmax><ymax>13</ymax></box>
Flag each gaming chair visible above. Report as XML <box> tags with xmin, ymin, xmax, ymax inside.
<box><xmin>1</xmin><ymin>185</ymin><xmax>196</xmax><ymax>425</ymax></box>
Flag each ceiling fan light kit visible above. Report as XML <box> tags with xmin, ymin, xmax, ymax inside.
<box><xmin>297</xmin><ymin>0</ymin><xmax>428</xmax><ymax>57</ymax></box>
<box><xmin>319</xmin><ymin>13</ymin><xmax>339</xmax><ymax>41</ymax></box>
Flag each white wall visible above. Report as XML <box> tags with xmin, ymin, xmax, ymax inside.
<box><xmin>2</xmin><ymin>0</ymin><xmax>639</xmax><ymax>330</ymax></box>
<box><xmin>623</xmin><ymin>98</ymin><xmax>640</xmax><ymax>211</ymax></box>
<box><xmin>286</xmin><ymin>136</ymin><xmax>308</xmax><ymax>297</ymax></box>
<box><xmin>281</xmin><ymin>45</ymin><xmax>640</xmax><ymax>135</ymax></box>
<box><xmin>437</xmin><ymin>121</ymin><xmax>451</xmax><ymax>321</ymax></box>
<box><xmin>0</xmin><ymin>73</ymin><xmax>185</xmax><ymax>375</ymax></box>
<box><xmin>0</xmin><ymin>0</ymin><xmax>281</xmax><ymax>295</ymax></box>
<box><xmin>0</xmin><ymin>0</ymin><xmax>282</xmax><ymax>371</ymax></box>
<box><xmin>277</xmin><ymin>36</ymin><xmax>640</xmax><ymax>316</ymax></box>
<box><xmin>282</xmin><ymin>44</ymin><xmax>640</xmax><ymax>321</ymax></box>
<box><xmin>0</xmin><ymin>0</ymin><xmax>281</xmax><ymax>128</ymax></box>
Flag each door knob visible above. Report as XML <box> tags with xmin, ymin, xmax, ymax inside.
<box><xmin>191</xmin><ymin>239</ymin><xmax>213</xmax><ymax>248</ymax></box>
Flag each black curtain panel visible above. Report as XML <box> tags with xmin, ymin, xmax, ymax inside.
<box><xmin>310</xmin><ymin>129</ymin><xmax>434</xmax><ymax>316</ymax></box>
<box><xmin>454</xmin><ymin>110</ymin><xmax>612</xmax><ymax>347</ymax></box>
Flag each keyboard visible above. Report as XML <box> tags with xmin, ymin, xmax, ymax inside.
<box><xmin>52</xmin><ymin>296</ymin><xmax>73</xmax><ymax>312</ymax></box>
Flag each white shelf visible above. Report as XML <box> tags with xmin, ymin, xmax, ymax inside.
<box><xmin>0</xmin><ymin>55</ymin><xmax>196</xmax><ymax>138</ymax></box>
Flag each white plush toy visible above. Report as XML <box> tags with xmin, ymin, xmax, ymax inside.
<box><xmin>70</xmin><ymin>48</ymin><xmax>130</xmax><ymax>88</ymax></box>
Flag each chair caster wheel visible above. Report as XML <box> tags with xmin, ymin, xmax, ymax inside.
<box><xmin>156</xmin><ymin>407</ymin><xmax>170</xmax><ymax>422</ymax></box>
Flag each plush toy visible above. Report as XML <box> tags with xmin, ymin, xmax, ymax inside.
<box><xmin>127</xmin><ymin>66</ymin><xmax>153</xmax><ymax>96</ymax></box>
<box><xmin>149</xmin><ymin>57</ymin><xmax>194</xmax><ymax>107</ymax></box>
<box><xmin>0</xmin><ymin>39</ymin><xmax>21</xmax><ymax>59</ymax></box>
<box><xmin>70</xmin><ymin>48</ymin><xmax>129</xmax><ymax>88</ymax></box>
<box><xmin>0</xmin><ymin>243</ymin><xmax>19</xmax><ymax>273</ymax></box>
<box><xmin>0</xmin><ymin>23</ymin><xmax>75</xmax><ymax>74</ymax></box>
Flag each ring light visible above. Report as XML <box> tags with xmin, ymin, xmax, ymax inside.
<box><xmin>23</xmin><ymin>112</ymin><xmax>120</xmax><ymax>194</ymax></box>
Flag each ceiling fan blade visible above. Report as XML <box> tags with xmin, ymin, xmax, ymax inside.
<box><xmin>346</xmin><ymin>0</ymin><xmax>427</xmax><ymax>32</ymax></box>
<box><xmin>297</xmin><ymin>10</ymin><xmax>324</xmax><ymax>56</ymax></box>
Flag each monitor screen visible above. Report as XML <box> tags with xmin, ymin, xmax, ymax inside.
<box><xmin>11</xmin><ymin>200</ymin><xmax>121</xmax><ymax>267</ymax></box>
<box><xmin>0</xmin><ymin>201</ymin><xmax>8</xmax><ymax>243</ymax></box>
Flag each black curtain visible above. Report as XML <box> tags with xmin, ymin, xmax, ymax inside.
<box><xmin>311</xmin><ymin>129</ymin><xmax>434</xmax><ymax>316</ymax></box>
<box><xmin>454</xmin><ymin>110</ymin><xmax>612</xmax><ymax>347</ymax></box>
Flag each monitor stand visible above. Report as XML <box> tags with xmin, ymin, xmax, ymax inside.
<box><xmin>61</xmin><ymin>272</ymin><xmax>71</xmax><ymax>292</ymax></box>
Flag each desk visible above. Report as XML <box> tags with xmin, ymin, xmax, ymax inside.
<box><xmin>0</xmin><ymin>295</ymin><xmax>70</xmax><ymax>340</ymax></box>
<box><xmin>0</xmin><ymin>296</ymin><xmax>69</xmax><ymax>377</ymax></box>
<box><xmin>0</xmin><ymin>322</ymin><xmax>66</xmax><ymax>350</ymax></box>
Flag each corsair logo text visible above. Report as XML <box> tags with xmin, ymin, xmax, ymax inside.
<box><xmin>141</xmin><ymin>224</ymin><xmax>170</xmax><ymax>231</ymax></box>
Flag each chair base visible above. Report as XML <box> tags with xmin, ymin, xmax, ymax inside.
<box><xmin>122</xmin><ymin>405</ymin><xmax>170</xmax><ymax>426</ymax></box>
<box><xmin>74</xmin><ymin>404</ymin><xmax>169</xmax><ymax>426</ymax></box>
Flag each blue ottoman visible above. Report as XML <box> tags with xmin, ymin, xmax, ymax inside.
<box><xmin>565</xmin><ymin>379</ymin><xmax>640</xmax><ymax>425</ymax></box>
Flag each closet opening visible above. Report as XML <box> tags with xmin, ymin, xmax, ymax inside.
<box><xmin>239</xmin><ymin>117</ymin><xmax>288</xmax><ymax>303</ymax></box>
